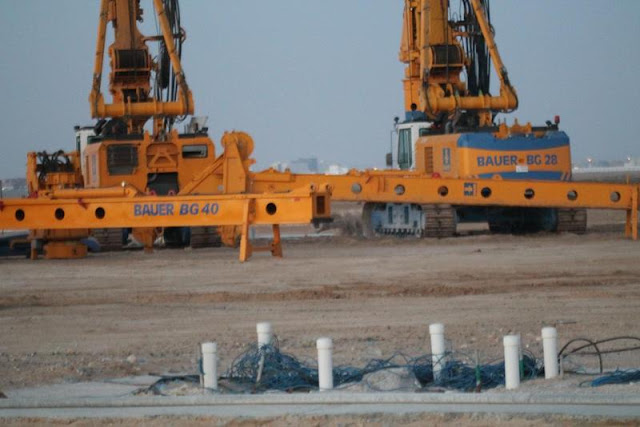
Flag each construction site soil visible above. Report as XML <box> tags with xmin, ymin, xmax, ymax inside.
<box><xmin>0</xmin><ymin>207</ymin><xmax>639</xmax><ymax>425</ymax></box>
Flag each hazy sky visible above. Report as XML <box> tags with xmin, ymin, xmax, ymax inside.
<box><xmin>1</xmin><ymin>1</ymin><xmax>639</xmax><ymax>178</ymax></box>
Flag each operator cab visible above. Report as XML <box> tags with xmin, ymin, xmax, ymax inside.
<box><xmin>388</xmin><ymin>121</ymin><xmax>431</xmax><ymax>170</ymax></box>
<box><xmin>74</xmin><ymin>126</ymin><xmax>96</xmax><ymax>177</ymax></box>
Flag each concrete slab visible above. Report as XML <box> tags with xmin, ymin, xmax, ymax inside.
<box><xmin>5</xmin><ymin>381</ymin><xmax>141</xmax><ymax>400</ymax></box>
<box><xmin>1</xmin><ymin>387</ymin><xmax>639</xmax><ymax>420</ymax></box>
<box><xmin>104</xmin><ymin>375</ymin><xmax>163</xmax><ymax>387</ymax></box>
<box><xmin>0</xmin><ymin>400</ymin><xmax>639</xmax><ymax>420</ymax></box>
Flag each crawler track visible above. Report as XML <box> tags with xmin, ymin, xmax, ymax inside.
<box><xmin>189</xmin><ymin>227</ymin><xmax>222</xmax><ymax>248</ymax></box>
<box><xmin>422</xmin><ymin>204</ymin><xmax>456</xmax><ymax>238</ymax></box>
<box><xmin>91</xmin><ymin>228</ymin><xmax>124</xmax><ymax>251</ymax></box>
<box><xmin>362</xmin><ymin>203</ymin><xmax>456</xmax><ymax>238</ymax></box>
<box><xmin>556</xmin><ymin>208</ymin><xmax>587</xmax><ymax>234</ymax></box>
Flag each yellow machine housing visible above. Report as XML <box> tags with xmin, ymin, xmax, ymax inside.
<box><xmin>83</xmin><ymin>130</ymin><xmax>216</xmax><ymax>195</ymax></box>
<box><xmin>25</xmin><ymin>151</ymin><xmax>90</xmax><ymax>259</ymax></box>
<box><xmin>409</xmin><ymin>125</ymin><xmax>573</xmax><ymax>181</ymax></box>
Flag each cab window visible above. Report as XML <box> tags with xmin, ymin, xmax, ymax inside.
<box><xmin>398</xmin><ymin>128</ymin><xmax>412</xmax><ymax>170</ymax></box>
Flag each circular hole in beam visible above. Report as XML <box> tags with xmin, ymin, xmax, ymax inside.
<box><xmin>15</xmin><ymin>209</ymin><xmax>25</xmax><ymax>222</ymax></box>
<box><xmin>567</xmin><ymin>190</ymin><xmax>578</xmax><ymax>201</ymax></box>
<box><xmin>95</xmin><ymin>207</ymin><xmax>106</xmax><ymax>219</ymax></box>
<box><xmin>481</xmin><ymin>187</ymin><xmax>492</xmax><ymax>198</ymax></box>
<box><xmin>351</xmin><ymin>183</ymin><xmax>362</xmax><ymax>194</ymax></box>
<box><xmin>55</xmin><ymin>208</ymin><xmax>65</xmax><ymax>221</ymax></box>
<box><xmin>438</xmin><ymin>186</ymin><xmax>449</xmax><ymax>197</ymax></box>
<box><xmin>394</xmin><ymin>185</ymin><xmax>406</xmax><ymax>196</ymax></box>
<box><xmin>524</xmin><ymin>189</ymin><xmax>535</xmax><ymax>200</ymax></box>
<box><xmin>610</xmin><ymin>192</ymin><xmax>621</xmax><ymax>203</ymax></box>
<box><xmin>266</xmin><ymin>203</ymin><xmax>277</xmax><ymax>216</ymax></box>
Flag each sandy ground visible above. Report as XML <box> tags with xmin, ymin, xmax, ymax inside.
<box><xmin>3</xmin><ymin>414</ymin><xmax>637</xmax><ymax>427</ymax></box>
<box><xmin>0</xmin><ymin>207</ymin><xmax>639</xmax><ymax>425</ymax></box>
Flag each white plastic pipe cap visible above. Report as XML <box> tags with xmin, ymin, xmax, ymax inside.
<box><xmin>542</xmin><ymin>327</ymin><xmax>557</xmax><ymax>339</ymax></box>
<box><xmin>429</xmin><ymin>323</ymin><xmax>445</xmax><ymax>335</ymax></box>
<box><xmin>503</xmin><ymin>335</ymin><xmax>520</xmax><ymax>347</ymax></box>
<box><xmin>257</xmin><ymin>322</ymin><xmax>273</xmax><ymax>347</ymax></box>
<box><xmin>202</xmin><ymin>342</ymin><xmax>217</xmax><ymax>354</ymax></box>
<box><xmin>257</xmin><ymin>322</ymin><xmax>273</xmax><ymax>334</ymax></box>
<box><xmin>316</xmin><ymin>337</ymin><xmax>334</xmax><ymax>350</ymax></box>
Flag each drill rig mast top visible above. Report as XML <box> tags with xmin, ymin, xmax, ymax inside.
<box><xmin>89</xmin><ymin>0</ymin><xmax>193</xmax><ymax>137</ymax></box>
<box><xmin>400</xmin><ymin>0</ymin><xmax>518</xmax><ymax>129</ymax></box>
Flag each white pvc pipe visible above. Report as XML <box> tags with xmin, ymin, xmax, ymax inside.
<box><xmin>317</xmin><ymin>337</ymin><xmax>334</xmax><ymax>391</ymax></box>
<box><xmin>257</xmin><ymin>322</ymin><xmax>273</xmax><ymax>348</ymax></box>
<box><xmin>503</xmin><ymin>335</ymin><xmax>520</xmax><ymax>390</ymax></box>
<box><xmin>429</xmin><ymin>323</ymin><xmax>446</xmax><ymax>382</ymax></box>
<box><xmin>201</xmin><ymin>342</ymin><xmax>218</xmax><ymax>390</ymax></box>
<box><xmin>542</xmin><ymin>327</ymin><xmax>559</xmax><ymax>379</ymax></box>
<box><xmin>255</xmin><ymin>322</ymin><xmax>274</xmax><ymax>385</ymax></box>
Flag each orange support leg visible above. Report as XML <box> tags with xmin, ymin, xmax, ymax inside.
<box><xmin>132</xmin><ymin>228</ymin><xmax>156</xmax><ymax>254</ymax></box>
<box><xmin>632</xmin><ymin>187</ymin><xmax>639</xmax><ymax>241</ymax></box>
<box><xmin>271</xmin><ymin>224</ymin><xmax>283</xmax><ymax>258</ymax></box>
<box><xmin>239</xmin><ymin>199</ymin><xmax>254</xmax><ymax>262</ymax></box>
<box><xmin>30</xmin><ymin>239</ymin><xmax>40</xmax><ymax>260</ymax></box>
<box><xmin>238</xmin><ymin>201</ymin><xmax>284</xmax><ymax>260</ymax></box>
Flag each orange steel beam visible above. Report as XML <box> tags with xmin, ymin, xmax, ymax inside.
<box><xmin>0</xmin><ymin>187</ymin><xmax>330</xmax><ymax>231</ymax></box>
<box><xmin>249</xmin><ymin>170</ymin><xmax>639</xmax><ymax>239</ymax></box>
<box><xmin>0</xmin><ymin>185</ymin><xmax>331</xmax><ymax>261</ymax></box>
<box><xmin>250</xmin><ymin>171</ymin><xmax>635</xmax><ymax>209</ymax></box>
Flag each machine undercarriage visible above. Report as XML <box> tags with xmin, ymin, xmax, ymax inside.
<box><xmin>361</xmin><ymin>203</ymin><xmax>586</xmax><ymax>238</ymax></box>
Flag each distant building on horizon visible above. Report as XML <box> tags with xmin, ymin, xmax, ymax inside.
<box><xmin>0</xmin><ymin>177</ymin><xmax>27</xmax><ymax>198</ymax></box>
<box><xmin>625</xmin><ymin>157</ymin><xmax>640</xmax><ymax>167</ymax></box>
<box><xmin>573</xmin><ymin>156</ymin><xmax>640</xmax><ymax>170</ymax></box>
<box><xmin>270</xmin><ymin>157</ymin><xmax>349</xmax><ymax>175</ymax></box>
